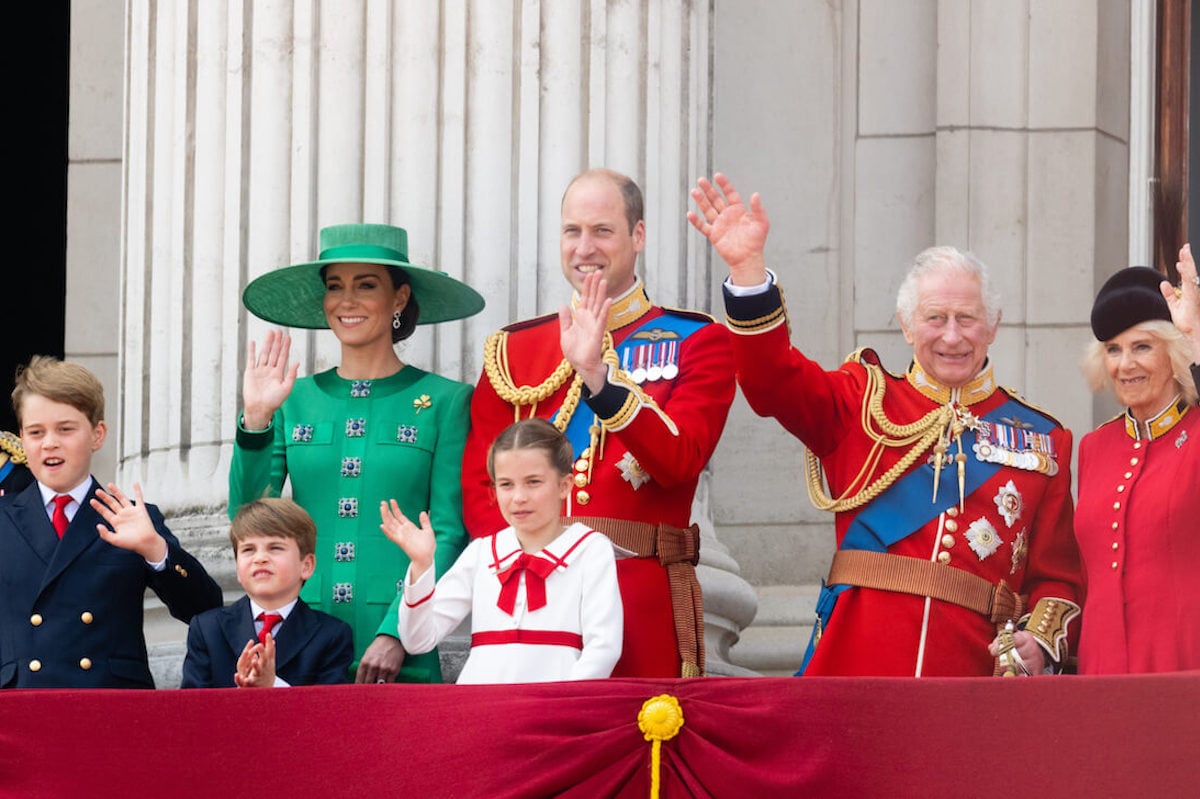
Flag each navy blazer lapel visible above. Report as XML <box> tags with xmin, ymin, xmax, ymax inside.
<box><xmin>219</xmin><ymin>596</ymin><xmax>258</xmax><ymax>653</ymax></box>
<box><xmin>273</xmin><ymin>600</ymin><xmax>318</xmax><ymax>671</ymax></box>
<box><xmin>6</xmin><ymin>482</ymin><xmax>56</xmax><ymax>567</ymax></box>
<box><xmin>41</xmin><ymin>481</ymin><xmax>108</xmax><ymax>592</ymax></box>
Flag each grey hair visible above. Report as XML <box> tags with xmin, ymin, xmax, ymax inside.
<box><xmin>895</xmin><ymin>246</ymin><xmax>1002</xmax><ymax>329</ymax></box>
<box><xmin>1080</xmin><ymin>319</ymin><xmax>1198</xmax><ymax>406</ymax></box>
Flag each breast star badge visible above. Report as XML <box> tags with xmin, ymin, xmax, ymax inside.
<box><xmin>993</xmin><ymin>480</ymin><xmax>1023</xmax><ymax>528</ymax></box>
<box><xmin>616</xmin><ymin>451</ymin><xmax>651</xmax><ymax>490</ymax></box>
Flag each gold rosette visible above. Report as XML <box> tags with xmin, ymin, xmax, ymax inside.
<box><xmin>638</xmin><ymin>694</ymin><xmax>685</xmax><ymax>798</ymax></box>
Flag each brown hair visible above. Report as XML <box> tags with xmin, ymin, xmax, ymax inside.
<box><xmin>486</xmin><ymin>419</ymin><xmax>574</xmax><ymax>481</ymax></box>
<box><xmin>562</xmin><ymin>168</ymin><xmax>645</xmax><ymax>234</ymax></box>
<box><xmin>12</xmin><ymin>355</ymin><xmax>106</xmax><ymax>428</ymax></box>
<box><xmin>230</xmin><ymin>497</ymin><xmax>317</xmax><ymax>558</ymax></box>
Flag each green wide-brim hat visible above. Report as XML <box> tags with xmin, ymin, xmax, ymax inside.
<box><xmin>242</xmin><ymin>223</ymin><xmax>485</xmax><ymax>328</ymax></box>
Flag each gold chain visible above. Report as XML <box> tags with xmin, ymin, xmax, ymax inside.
<box><xmin>482</xmin><ymin>329</ymin><xmax>617</xmax><ymax>433</ymax></box>
<box><xmin>805</xmin><ymin>362</ymin><xmax>953</xmax><ymax>512</ymax></box>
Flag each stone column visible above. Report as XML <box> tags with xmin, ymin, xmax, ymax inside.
<box><xmin>121</xmin><ymin>0</ymin><xmax>756</xmax><ymax>683</ymax></box>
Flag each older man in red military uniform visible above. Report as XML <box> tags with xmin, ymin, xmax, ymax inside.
<box><xmin>463</xmin><ymin>169</ymin><xmax>735</xmax><ymax>677</ymax></box>
<box><xmin>688</xmin><ymin>173</ymin><xmax>1082</xmax><ymax>677</ymax></box>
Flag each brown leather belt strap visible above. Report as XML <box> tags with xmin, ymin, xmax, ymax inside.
<box><xmin>564</xmin><ymin>516</ymin><xmax>704</xmax><ymax>677</ymax></box>
<box><xmin>827</xmin><ymin>549</ymin><xmax>1021</xmax><ymax>624</ymax></box>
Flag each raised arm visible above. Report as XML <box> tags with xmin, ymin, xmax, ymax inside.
<box><xmin>241</xmin><ymin>329</ymin><xmax>299</xmax><ymax>431</ymax></box>
<box><xmin>687</xmin><ymin>173</ymin><xmax>772</xmax><ymax>285</ymax></box>
<box><xmin>1164</xmin><ymin>243</ymin><xmax>1200</xmax><ymax>370</ymax></box>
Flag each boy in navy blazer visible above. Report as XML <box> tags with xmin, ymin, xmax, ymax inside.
<box><xmin>182</xmin><ymin>497</ymin><xmax>353</xmax><ymax>687</ymax></box>
<box><xmin>0</xmin><ymin>356</ymin><xmax>223</xmax><ymax>689</ymax></box>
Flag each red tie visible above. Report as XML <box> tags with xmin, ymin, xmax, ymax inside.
<box><xmin>495</xmin><ymin>553</ymin><xmax>558</xmax><ymax>616</ymax></box>
<box><xmin>257</xmin><ymin>612</ymin><xmax>283</xmax><ymax>644</ymax></box>
<box><xmin>51</xmin><ymin>495</ymin><xmax>72</xmax><ymax>539</ymax></box>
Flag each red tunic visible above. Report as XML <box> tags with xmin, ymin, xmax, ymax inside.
<box><xmin>1074</xmin><ymin>402</ymin><xmax>1200</xmax><ymax>674</ymax></box>
<box><xmin>726</xmin><ymin>286</ymin><xmax>1081</xmax><ymax>676</ymax></box>
<box><xmin>463</xmin><ymin>284</ymin><xmax>735</xmax><ymax>677</ymax></box>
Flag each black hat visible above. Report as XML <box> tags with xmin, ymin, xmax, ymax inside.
<box><xmin>1090</xmin><ymin>266</ymin><xmax>1171</xmax><ymax>341</ymax></box>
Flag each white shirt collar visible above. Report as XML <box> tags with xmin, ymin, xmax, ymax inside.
<box><xmin>249</xmin><ymin>597</ymin><xmax>299</xmax><ymax>620</ymax></box>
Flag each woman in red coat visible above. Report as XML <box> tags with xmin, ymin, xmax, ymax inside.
<box><xmin>1075</xmin><ymin>244</ymin><xmax>1200</xmax><ymax>674</ymax></box>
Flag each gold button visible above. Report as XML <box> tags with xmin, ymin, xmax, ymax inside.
<box><xmin>1113</xmin><ymin>501</ymin><xmax>1121</xmax><ymax>510</ymax></box>
<box><xmin>29</xmin><ymin>660</ymin><xmax>41</xmax><ymax>672</ymax></box>
<box><xmin>574</xmin><ymin>459</ymin><xmax>589</xmax><ymax>473</ymax></box>
<box><xmin>946</xmin><ymin>507</ymin><xmax>960</xmax><ymax>518</ymax></box>
<box><xmin>1123</xmin><ymin>472</ymin><xmax>1132</xmax><ymax>479</ymax></box>
<box><xmin>580</xmin><ymin>447</ymin><xmax>592</xmax><ymax>459</ymax></box>
<box><xmin>1130</xmin><ymin>457</ymin><xmax>1139</xmax><ymax>466</ymax></box>
<box><xmin>1116</xmin><ymin>485</ymin><xmax>1125</xmax><ymax>493</ymax></box>
<box><xmin>1111</xmin><ymin>542</ymin><xmax>1119</xmax><ymax>550</ymax></box>
<box><xmin>30</xmin><ymin>614</ymin><xmax>43</xmax><ymax>626</ymax></box>
<box><xmin>1133</xmin><ymin>442</ymin><xmax>1142</xmax><ymax>450</ymax></box>
<box><xmin>941</xmin><ymin>534</ymin><xmax>955</xmax><ymax>548</ymax></box>
<box><xmin>573</xmin><ymin>473</ymin><xmax>588</xmax><ymax>487</ymax></box>
<box><xmin>576</xmin><ymin>490</ymin><xmax>590</xmax><ymax>505</ymax></box>
<box><xmin>944</xmin><ymin>519</ymin><xmax>959</xmax><ymax>533</ymax></box>
<box><xmin>175</xmin><ymin>564</ymin><xmax>188</xmax><ymax>578</ymax></box>
<box><xmin>1111</xmin><ymin>561</ymin><xmax>1119</xmax><ymax>570</ymax></box>
<box><xmin>937</xmin><ymin>551</ymin><xmax>951</xmax><ymax>564</ymax></box>
<box><xmin>79</xmin><ymin>658</ymin><xmax>92</xmax><ymax>670</ymax></box>
<box><xmin>81</xmin><ymin>612</ymin><xmax>94</xmax><ymax>624</ymax></box>
<box><xmin>1111</xmin><ymin>522</ymin><xmax>1118</xmax><ymax>530</ymax></box>
<box><xmin>1037</xmin><ymin>623</ymin><xmax>1048</xmax><ymax>633</ymax></box>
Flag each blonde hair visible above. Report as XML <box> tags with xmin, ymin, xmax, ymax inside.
<box><xmin>1081</xmin><ymin>319</ymin><xmax>1198</xmax><ymax>406</ymax></box>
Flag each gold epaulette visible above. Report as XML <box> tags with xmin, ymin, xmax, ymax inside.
<box><xmin>997</xmin><ymin>385</ymin><xmax>1066</xmax><ymax>430</ymax></box>
<box><xmin>1021</xmin><ymin>597</ymin><xmax>1081</xmax><ymax>664</ymax></box>
<box><xmin>659</xmin><ymin>306</ymin><xmax>718</xmax><ymax>325</ymax></box>
<box><xmin>842</xmin><ymin>347</ymin><xmax>904</xmax><ymax>379</ymax></box>
<box><xmin>0</xmin><ymin>431</ymin><xmax>26</xmax><ymax>465</ymax></box>
<box><xmin>499</xmin><ymin>311</ymin><xmax>558</xmax><ymax>333</ymax></box>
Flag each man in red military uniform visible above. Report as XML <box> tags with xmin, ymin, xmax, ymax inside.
<box><xmin>688</xmin><ymin>173</ymin><xmax>1082</xmax><ymax>676</ymax></box>
<box><xmin>463</xmin><ymin>169</ymin><xmax>735</xmax><ymax>677</ymax></box>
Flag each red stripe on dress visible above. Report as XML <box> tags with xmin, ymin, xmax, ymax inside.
<box><xmin>471</xmin><ymin>630</ymin><xmax>584</xmax><ymax>650</ymax></box>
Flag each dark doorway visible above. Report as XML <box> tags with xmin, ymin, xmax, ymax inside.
<box><xmin>4</xmin><ymin>2</ymin><xmax>69</xmax><ymax>432</ymax></box>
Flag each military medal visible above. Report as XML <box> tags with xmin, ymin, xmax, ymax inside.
<box><xmin>631</xmin><ymin>345</ymin><xmax>649</xmax><ymax>384</ymax></box>
<box><xmin>661</xmin><ymin>341</ymin><xmax>679</xmax><ymax>380</ymax></box>
<box><xmin>646</xmin><ymin>343</ymin><xmax>664</xmax><ymax>382</ymax></box>
<box><xmin>972</xmin><ymin>419</ymin><xmax>1058</xmax><ymax>476</ymax></box>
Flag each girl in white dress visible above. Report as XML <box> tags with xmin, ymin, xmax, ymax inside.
<box><xmin>381</xmin><ymin>419</ymin><xmax>623</xmax><ymax>683</ymax></box>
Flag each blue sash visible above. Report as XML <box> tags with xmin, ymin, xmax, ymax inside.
<box><xmin>797</xmin><ymin>394</ymin><xmax>1055</xmax><ymax>674</ymax></box>
<box><xmin>560</xmin><ymin>313</ymin><xmax>708</xmax><ymax>456</ymax></box>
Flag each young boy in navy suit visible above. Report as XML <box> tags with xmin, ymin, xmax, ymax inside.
<box><xmin>0</xmin><ymin>356</ymin><xmax>223</xmax><ymax>689</ymax></box>
<box><xmin>182</xmin><ymin>497</ymin><xmax>353</xmax><ymax>687</ymax></box>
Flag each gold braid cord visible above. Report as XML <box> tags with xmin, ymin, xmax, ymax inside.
<box><xmin>483</xmin><ymin>329</ymin><xmax>616</xmax><ymax>433</ymax></box>
<box><xmin>805</xmin><ymin>361</ymin><xmax>953</xmax><ymax>512</ymax></box>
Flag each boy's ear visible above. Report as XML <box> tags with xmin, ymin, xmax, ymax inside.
<box><xmin>91</xmin><ymin>420</ymin><xmax>108</xmax><ymax>451</ymax></box>
<box><xmin>300</xmin><ymin>552</ymin><xmax>316</xmax><ymax>581</ymax></box>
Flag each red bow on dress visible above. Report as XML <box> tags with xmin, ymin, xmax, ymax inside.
<box><xmin>495</xmin><ymin>553</ymin><xmax>558</xmax><ymax>615</ymax></box>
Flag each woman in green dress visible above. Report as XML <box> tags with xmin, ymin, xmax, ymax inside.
<box><xmin>230</xmin><ymin>223</ymin><xmax>484</xmax><ymax>683</ymax></box>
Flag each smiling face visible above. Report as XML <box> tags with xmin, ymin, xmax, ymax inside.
<box><xmin>492</xmin><ymin>447</ymin><xmax>573</xmax><ymax>548</ymax></box>
<box><xmin>322</xmin><ymin>262</ymin><xmax>411</xmax><ymax>348</ymax></box>
<box><xmin>899</xmin><ymin>269</ymin><xmax>999</xmax><ymax>389</ymax></box>
<box><xmin>1103</xmin><ymin>327</ymin><xmax>1179</xmax><ymax>422</ymax></box>
<box><xmin>560</xmin><ymin>175</ymin><xmax>646</xmax><ymax>298</ymax></box>
<box><xmin>235</xmin><ymin>534</ymin><xmax>315</xmax><ymax>611</ymax></box>
<box><xmin>19</xmin><ymin>394</ymin><xmax>106</xmax><ymax>494</ymax></box>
